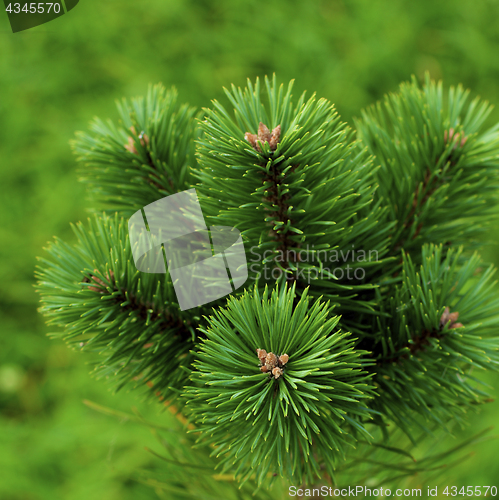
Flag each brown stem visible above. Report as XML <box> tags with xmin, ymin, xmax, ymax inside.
<box><xmin>376</xmin><ymin>307</ymin><xmax>462</xmax><ymax>365</ymax></box>
<box><xmin>261</xmin><ymin>163</ymin><xmax>298</xmax><ymax>261</ymax></box>
<box><xmin>246</xmin><ymin>123</ymin><xmax>300</xmax><ymax>280</ymax></box>
<box><xmin>82</xmin><ymin>270</ymin><xmax>192</xmax><ymax>341</ymax></box>
<box><xmin>394</xmin><ymin>130</ymin><xmax>466</xmax><ymax>252</ymax></box>
<box><xmin>376</xmin><ymin>328</ymin><xmax>445</xmax><ymax>365</ymax></box>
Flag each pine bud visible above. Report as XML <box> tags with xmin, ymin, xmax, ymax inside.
<box><xmin>256</xmin><ymin>349</ymin><xmax>289</xmax><ymax>379</ymax></box>
<box><xmin>125</xmin><ymin>136</ymin><xmax>138</xmax><ymax>155</ymax></box>
<box><xmin>83</xmin><ymin>269</ymin><xmax>115</xmax><ymax>293</ymax></box>
<box><xmin>245</xmin><ymin>123</ymin><xmax>281</xmax><ymax>152</ymax></box>
<box><xmin>244</xmin><ymin>132</ymin><xmax>258</xmax><ymax>150</ymax></box>
<box><xmin>444</xmin><ymin>128</ymin><xmax>467</xmax><ymax>150</ymax></box>
<box><xmin>124</xmin><ymin>127</ymin><xmax>149</xmax><ymax>154</ymax></box>
<box><xmin>138</xmin><ymin>130</ymin><xmax>150</xmax><ymax>146</ymax></box>
<box><xmin>258</xmin><ymin>122</ymin><xmax>271</xmax><ymax>143</ymax></box>
<box><xmin>278</xmin><ymin>353</ymin><xmax>289</xmax><ymax>365</ymax></box>
<box><xmin>256</xmin><ymin>348</ymin><xmax>268</xmax><ymax>364</ymax></box>
<box><xmin>269</xmin><ymin>125</ymin><xmax>281</xmax><ymax>151</ymax></box>
<box><xmin>440</xmin><ymin>306</ymin><xmax>450</xmax><ymax>328</ymax></box>
<box><xmin>440</xmin><ymin>307</ymin><xmax>462</xmax><ymax>329</ymax></box>
<box><xmin>265</xmin><ymin>352</ymin><xmax>278</xmax><ymax>371</ymax></box>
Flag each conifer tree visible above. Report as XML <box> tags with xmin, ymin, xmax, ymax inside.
<box><xmin>36</xmin><ymin>75</ymin><xmax>499</xmax><ymax>496</ymax></box>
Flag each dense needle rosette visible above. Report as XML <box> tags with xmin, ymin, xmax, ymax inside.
<box><xmin>185</xmin><ymin>283</ymin><xmax>375</xmax><ymax>485</ymax></box>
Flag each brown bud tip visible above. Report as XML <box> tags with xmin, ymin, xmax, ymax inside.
<box><xmin>272</xmin><ymin>367</ymin><xmax>283</xmax><ymax>379</ymax></box>
<box><xmin>448</xmin><ymin>311</ymin><xmax>459</xmax><ymax>323</ymax></box>
<box><xmin>269</xmin><ymin>125</ymin><xmax>281</xmax><ymax>151</ymax></box>
<box><xmin>256</xmin><ymin>348</ymin><xmax>268</xmax><ymax>363</ymax></box>
<box><xmin>278</xmin><ymin>353</ymin><xmax>289</xmax><ymax>366</ymax></box>
<box><xmin>452</xmin><ymin>133</ymin><xmax>463</xmax><ymax>150</ymax></box>
<box><xmin>244</xmin><ymin>132</ymin><xmax>260</xmax><ymax>151</ymax></box>
<box><xmin>244</xmin><ymin>132</ymin><xmax>256</xmax><ymax>143</ymax></box>
<box><xmin>440</xmin><ymin>307</ymin><xmax>450</xmax><ymax>328</ymax></box>
<box><xmin>139</xmin><ymin>131</ymin><xmax>150</xmax><ymax>146</ymax></box>
<box><xmin>125</xmin><ymin>136</ymin><xmax>138</xmax><ymax>155</ymax></box>
<box><xmin>130</xmin><ymin>126</ymin><xmax>137</xmax><ymax>136</ymax></box>
<box><xmin>143</xmin><ymin>343</ymin><xmax>154</xmax><ymax>349</ymax></box>
<box><xmin>265</xmin><ymin>352</ymin><xmax>278</xmax><ymax>370</ymax></box>
<box><xmin>450</xmin><ymin>322</ymin><xmax>464</xmax><ymax>329</ymax></box>
<box><xmin>260</xmin><ymin>365</ymin><xmax>269</xmax><ymax>373</ymax></box>
<box><xmin>88</xmin><ymin>273</ymin><xmax>106</xmax><ymax>292</ymax></box>
<box><xmin>86</xmin><ymin>269</ymin><xmax>114</xmax><ymax>293</ymax></box>
<box><xmin>258</xmin><ymin>122</ymin><xmax>271</xmax><ymax>144</ymax></box>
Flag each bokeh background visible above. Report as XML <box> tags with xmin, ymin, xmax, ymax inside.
<box><xmin>1</xmin><ymin>0</ymin><xmax>499</xmax><ymax>498</ymax></box>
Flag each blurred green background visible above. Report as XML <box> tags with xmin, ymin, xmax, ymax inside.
<box><xmin>1</xmin><ymin>0</ymin><xmax>499</xmax><ymax>498</ymax></box>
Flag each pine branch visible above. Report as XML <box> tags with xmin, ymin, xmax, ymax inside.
<box><xmin>36</xmin><ymin>213</ymin><xmax>205</xmax><ymax>401</ymax></box>
<box><xmin>356</xmin><ymin>73</ymin><xmax>499</xmax><ymax>260</ymax></box>
<box><xmin>73</xmin><ymin>84</ymin><xmax>199</xmax><ymax>215</ymax></box>
<box><xmin>184</xmin><ymin>283</ymin><xmax>376</xmax><ymax>487</ymax></box>
<box><xmin>195</xmin><ymin>75</ymin><xmax>393</xmax><ymax>317</ymax></box>
<box><xmin>35</xmin><ymin>75</ymin><xmax>499</xmax><ymax>491</ymax></box>
<box><xmin>368</xmin><ymin>244</ymin><xmax>499</xmax><ymax>436</ymax></box>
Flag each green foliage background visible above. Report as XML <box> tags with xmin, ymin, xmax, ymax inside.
<box><xmin>1</xmin><ymin>0</ymin><xmax>499</xmax><ymax>498</ymax></box>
